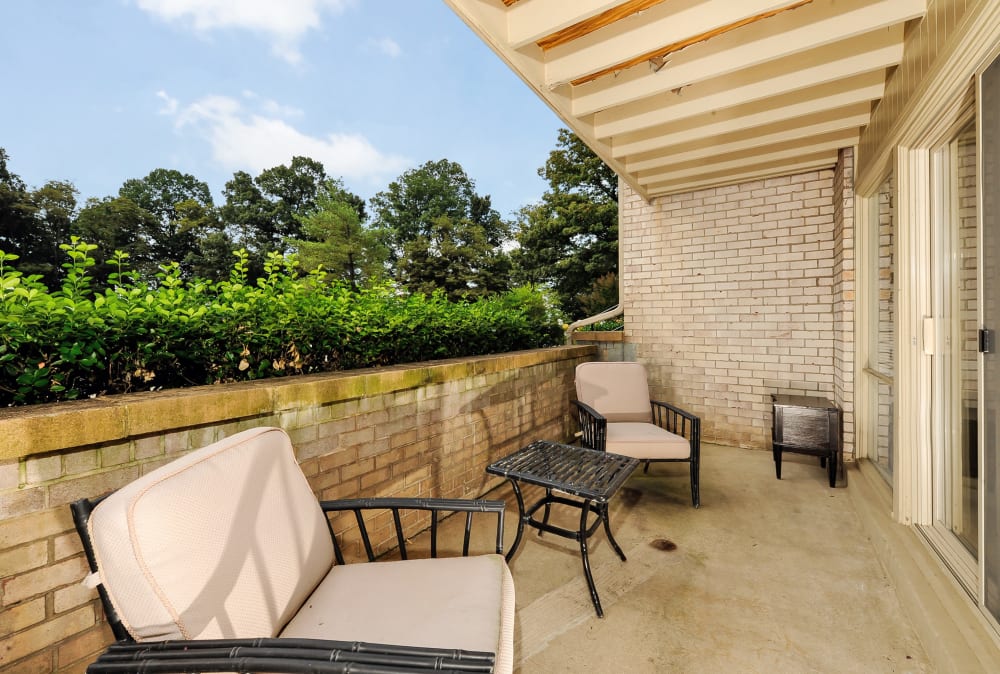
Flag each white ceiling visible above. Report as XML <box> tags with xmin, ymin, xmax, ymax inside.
<box><xmin>445</xmin><ymin>0</ymin><xmax>926</xmax><ymax>200</ymax></box>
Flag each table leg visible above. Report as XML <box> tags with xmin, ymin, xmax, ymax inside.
<box><xmin>537</xmin><ymin>488</ymin><xmax>553</xmax><ymax>537</ymax></box>
<box><xmin>600</xmin><ymin>502</ymin><xmax>627</xmax><ymax>562</ymax></box>
<box><xmin>578</xmin><ymin>499</ymin><xmax>604</xmax><ymax>618</ymax></box>
<box><xmin>505</xmin><ymin>479</ymin><xmax>526</xmax><ymax>562</ymax></box>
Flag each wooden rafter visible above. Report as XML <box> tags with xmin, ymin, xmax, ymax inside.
<box><xmin>537</xmin><ymin>0</ymin><xmax>668</xmax><ymax>51</ymax></box>
<box><xmin>569</xmin><ymin>0</ymin><xmax>814</xmax><ymax>87</ymax></box>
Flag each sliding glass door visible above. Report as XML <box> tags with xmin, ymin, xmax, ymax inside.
<box><xmin>930</xmin><ymin>117</ymin><xmax>979</xmax><ymax>580</ymax></box>
<box><xmin>927</xmin><ymin>52</ymin><xmax>1000</xmax><ymax>622</ymax></box>
<box><xmin>982</xmin><ymin>50</ymin><xmax>1000</xmax><ymax>626</ymax></box>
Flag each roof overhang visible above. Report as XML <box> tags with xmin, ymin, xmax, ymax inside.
<box><xmin>444</xmin><ymin>0</ymin><xmax>926</xmax><ymax>200</ymax></box>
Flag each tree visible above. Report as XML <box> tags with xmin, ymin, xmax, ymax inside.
<box><xmin>287</xmin><ymin>179</ymin><xmax>385</xmax><ymax>289</ymax></box>
<box><xmin>0</xmin><ymin>149</ymin><xmax>31</xmax><ymax>259</ymax></box>
<box><xmin>253</xmin><ymin>156</ymin><xmax>328</xmax><ymax>248</ymax></box>
<box><xmin>118</xmin><ymin>169</ymin><xmax>219</xmax><ymax>277</ymax></box>
<box><xmin>174</xmin><ymin>199</ymin><xmax>235</xmax><ymax>282</ymax></box>
<box><xmin>0</xmin><ymin>150</ymin><xmax>80</xmax><ymax>286</ymax></box>
<box><xmin>512</xmin><ymin>129</ymin><xmax>618</xmax><ymax>318</ymax></box>
<box><xmin>21</xmin><ymin>180</ymin><xmax>79</xmax><ymax>283</ymax></box>
<box><xmin>220</xmin><ymin>157</ymin><xmax>331</xmax><ymax>279</ymax></box>
<box><xmin>370</xmin><ymin>159</ymin><xmax>511</xmax><ymax>299</ymax></box>
<box><xmin>220</xmin><ymin>170</ymin><xmax>271</xmax><ymax>249</ymax></box>
<box><xmin>73</xmin><ymin>196</ymin><xmax>159</xmax><ymax>282</ymax></box>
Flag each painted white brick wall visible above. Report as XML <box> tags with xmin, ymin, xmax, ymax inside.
<box><xmin>833</xmin><ymin>148</ymin><xmax>856</xmax><ymax>458</ymax></box>
<box><xmin>621</xmin><ymin>165</ymin><xmax>850</xmax><ymax>451</ymax></box>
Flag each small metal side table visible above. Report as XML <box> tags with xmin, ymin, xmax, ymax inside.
<box><xmin>771</xmin><ymin>394</ymin><xmax>844</xmax><ymax>488</ymax></box>
<box><xmin>486</xmin><ymin>440</ymin><xmax>639</xmax><ymax>617</ymax></box>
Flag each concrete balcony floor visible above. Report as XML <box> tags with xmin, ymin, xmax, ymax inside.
<box><xmin>477</xmin><ymin>443</ymin><xmax>996</xmax><ymax>673</ymax></box>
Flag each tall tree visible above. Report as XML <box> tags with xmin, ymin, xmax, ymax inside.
<box><xmin>370</xmin><ymin>159</ymin><xmax>511</xmax><ymax>299</ymax></box>
<box><xmin>0</xmin><ymin>148</ymin><xmax>30</xmax><ymax>258</ymax></box>
<box><xmin>512</xmin><ymin>129</ymin><xmax>618</xmax><ymax>318</ymax></box>
<box><xmin>254</xmin><ymin>156</ymin><xmax>328</xmax><ymax>247</ymax></box>
<box><xmin>174</xmin><ymin>199</ymin><xmax>234</xmax><ymax>282</ymax></box>
<box><xmin>220</xmin><ymin>170</ymin><xmax>272</xmax><ymax>251</ymax></box>
<box><xmin>73</xmin><ymin>196</ymin><xmax>159</xmax><ymax>283</ymax></box>
<box><xmin>118</xmin><ymin>169</ymin><xmax>218</xmax><ymax>276</ymax></box>
<box><xmin>287</xmin><ymin>179</ymin><xmax>384</xmax><ymax>289</ymax></box>
<box><xmin>220</xmin><ymin>157</ymin><xmax>330</xmax><ymax>279</ymax></box>
<box><xmin>0</xmin><ymin>150</ymin><xmax>79</xmax><ymax>285</ymax></box>
<box><xmin>21</xmin><ymin>180</ymin><xmax>78</xmax><ymax>283</ymax></box>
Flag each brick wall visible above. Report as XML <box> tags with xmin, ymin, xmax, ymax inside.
<box><xmin>620</xmin><ymin>159</ymin><xmax>854</xmax><ymax>451</ymax></box>
<box><xmin>0</xmin><ymin>346</ymin><xmax>591</xmax><ymax>673</ymax></box>
<box><xmin>833</xmin><ymin>147</ymin><xmax>857</xmax><ymax>455</ymax></box>
<box><xmin>958</xmin><ymin>125</ymin><xmax>978</xmax><ymax>410</ymax></box>
<box><xmin>875</xmin><ymin>173</ymin><xmax>896</xmax><ymax>471</ymax></box>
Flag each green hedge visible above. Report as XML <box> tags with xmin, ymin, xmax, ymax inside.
<box><xmin>0</xmin><ymin>240</ymin><xmax>564</xmax><ymax>406</ymax></box>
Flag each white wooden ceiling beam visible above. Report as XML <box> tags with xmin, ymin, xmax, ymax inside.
<box><xmin>543</xmin><ymin>0</ymin><xmax>794</xmax><ymax>87</ymax></box>
<box><xmin>637</xmin><ymin>129</ymin><xmax>859</xmax><ymax>185</ymax></box>
<box><xmin>625</xmin><ymin>104</ymin><xmax>870</xmax><ymax>172</ymax></box>
<box><xmin>645</xmin><ymin>153</ymin><xmax>839</xmax><ymax>198</ymax></box>
<box><xmin>572</xmin><ymin>0</ymin><xmax>919</xmax><ymax>116</ymax></box>
<box><xmin>443</xmin><ymin>0</ymin><xmax>647</xmax><ymax>200</ymax></box>
<box><xmin>609</xmin><ymin>71</ymin><xmax>884</xmax><ymax>158</ymax></box>
<box><xmin>446</xmin><ymin>0</ymin><xmax>923</xmax><ymax>200</ymax></box>
<box><xmin>507</xmin><ymin>0</ymin><xmax>626</xmax><ymax>50</ymax></box>
<box><xmin>593</xmin><ymin>30</ymin><xmax>902</xmax><ymax>138</ymax></box>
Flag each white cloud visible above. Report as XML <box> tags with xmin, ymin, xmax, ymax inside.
<box><xmin>135</xmin><ymin>0</ymin><xmax>354</xmax><ymax>63</ymax></box>
<box><xmin>261</xmin><ymin>99</ymin><xmax>305</xmax><ymax>118</ymax></box>
<box><xmin>164</xmin><ymin>91</ymin><xmax>410</xmax><ymax>184</ymax></box>
<box><xmin>155</xmin><ymin>90</ymin><xmax>178</xmax><ymax>115</ymax></box>
<box><xmin>370</xmin><ymin>37</ymin><xmax>401</xmax><ymax>58</ymax></box>
<box><xmin>239</xmin><ymin>90</ymin><xmax>303</xmax><ymax>117</ymax></box>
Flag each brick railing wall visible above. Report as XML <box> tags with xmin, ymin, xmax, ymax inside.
<box><xmin>0</xmin><ymin>346</ymin><xmax>593</xmax><ymax>674</ymax></box>
<box><xmin>569</xmin><ymin>331</ymin><xmax>634</xmax><ymax>362</ymax></box>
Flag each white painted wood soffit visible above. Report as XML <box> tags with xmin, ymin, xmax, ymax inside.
<box><xmin>444</xmin><ymin>0</ymin><xmax>927</xmax><ymax>200</ymax></box>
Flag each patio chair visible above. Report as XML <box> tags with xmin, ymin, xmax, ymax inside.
<box><xmin>572</xmin><ymin>361</ymin><xmax>701</xmax><ymax>508</ymax></box>
<box><xmin>71</xmin><ymin>426</ymin><xmax>514</xmax><ymax>674</ymax></box>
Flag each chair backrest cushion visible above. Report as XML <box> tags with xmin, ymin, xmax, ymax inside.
<box><xmin>88</xmin><ymin>427</ymin><xmax>334</xmax><ymax>642</ymax></box>
<box><xmin>575</xmin><ymin>361</ymin><xmax>653</xmax><ymax>423</ymax></box>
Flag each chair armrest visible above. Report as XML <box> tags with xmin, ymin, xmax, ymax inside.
<box><xmin>650</xmin><ymin>400</ymin><xmax>701</xmax><ymax>454</ymax></box>
<box><xmin>571</xmin><ymin>399</ymin><xmax>608</xmax><ymax>452</ymax></box>
<box><xmin>86</xmin><ymin>637</ymin><xmax>496</xmax><ymax>673</ymax></box>
<box><xmin>319</xmin><ymin>498</ymin><xmax>506</xmax><ymax>564</ymax></box>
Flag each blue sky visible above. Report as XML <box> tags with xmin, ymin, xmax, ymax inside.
<box><xmin>0</xmin><ymin>0</ymin><xmax>563</xmax><ymax>220</ymax></box>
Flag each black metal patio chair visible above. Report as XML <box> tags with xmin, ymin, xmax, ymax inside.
<box><xmin>572</xmin><ymin>361</ymin><xmax>701</xmax><ymax>508</ymax></box>
<box><xmin>71</xmin><ymin>426</ymin><xmax>514</xmax><ymax>674</ymax></box>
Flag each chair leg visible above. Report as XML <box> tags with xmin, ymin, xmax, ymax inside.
<box><xmin>690</xmin><ymin>459</ymin><xmax>700</xmax><ymax>509</ymax></box>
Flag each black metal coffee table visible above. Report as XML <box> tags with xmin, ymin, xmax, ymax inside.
<box><xmin>486</xmin><ymin>440</ymin><xmax>639</xmax><ymax>617</ymax></box>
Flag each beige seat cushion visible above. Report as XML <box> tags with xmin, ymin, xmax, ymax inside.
<box><xmin>606</xmin><ymin>422</ymin><xmax>691</xmax><ymax>460</ymax></box>
<box><xmin>88</xmin><ymin>427</ymin><xmax>335</xmax><ymax>641</ymax></box>
<box><xmin>281</xmin><ymin>554</ymin><xmax>516</xmax><ymax>674</ymax></box>
<box><xmin>575</xmin><ymin>362</ymin><xmax>653</xmax><ymax>423</ymax></box>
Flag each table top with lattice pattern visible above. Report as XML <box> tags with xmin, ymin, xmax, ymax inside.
<box><xmin>486</xmin><ymin>440</ymin><xmax>639</xmax><ymax>503</ymax></box>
